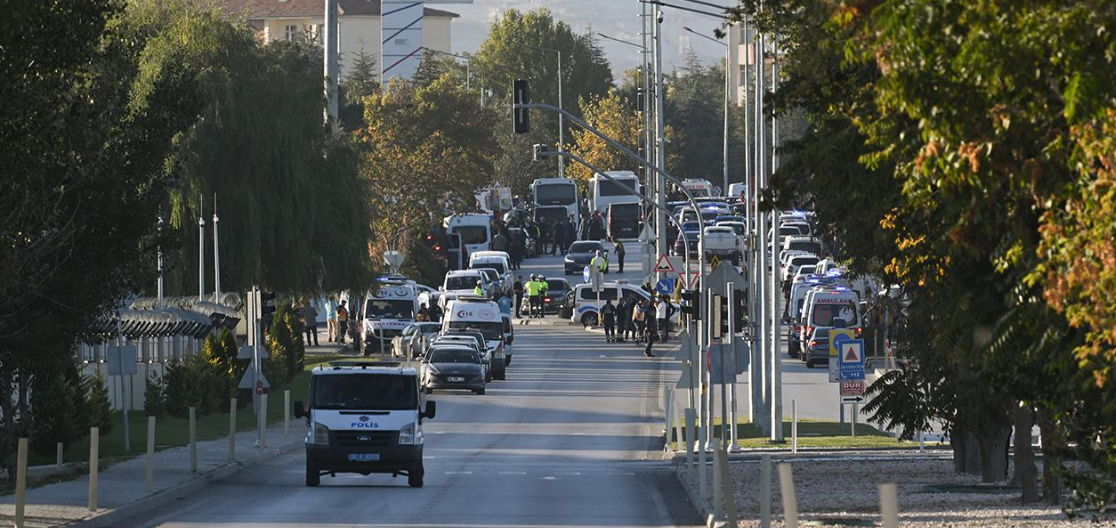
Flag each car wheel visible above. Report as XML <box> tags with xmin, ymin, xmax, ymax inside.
<box><xmin>408</xmin><ymin>461</ymin><xmax>424</xmax><ymax>488</ymax></box>
<box><xmin>474</xmin><ymin>388</ymin><xmax>486</xmax><ymax>395</ymax></box>
<box><xmin>581</xmin><ymin>313</ymin><xmax>599</xmax><ymax>327</ymax></box>
<box><xmin>424</xmin><ymin>386</ymin><xmax>432</xmax><ymax>395</ymax></box>
<box><xmin>305</xmin><ymin>459</ymin><xmax>320</xmax><ymax>487</ymax></box>
<box><xmin>485</xmin><ymin>370</ymin><xmax>492</xmax><ymax>383</ymax></box>
<box><xmin>805</xmin><ymin>358</ymin><xmax>814</xmax><ymax>368</ymax></box>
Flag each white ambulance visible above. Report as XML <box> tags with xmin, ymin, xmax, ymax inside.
<box><xmin>294</xmin><ymin>360</ymin><xmax>436</xmax><ymax>488</ymax></box>
<box><xmin>362</xmin><ymin>280</ymin><xmax>419</xmax><ymax>355</ymax></box>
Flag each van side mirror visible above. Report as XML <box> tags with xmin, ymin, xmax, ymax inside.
<box><xmin>422</xmin><ymin>401</ymin><xmax>437</xmax><ymax>420</ymax></box>
<box><xmin>293</xmin><ymin>401</ymin><xmax>305</xmax><ymax>419</ymax></box>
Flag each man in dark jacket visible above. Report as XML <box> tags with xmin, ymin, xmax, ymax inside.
<box><xmin>601</xmin><ymin>299</ymin><xmax>617</xmax><ymax>343</ymax></box>
<box><xmin>563</xmin><ymin>216</ymin><xmax>576</xmax><ymax>252</ymax></box>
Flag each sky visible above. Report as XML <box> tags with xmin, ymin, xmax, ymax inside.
<box><xmin>438</xmin><ymin>0</ymin><xmax>731</xmax><ymax>77</ymax></box>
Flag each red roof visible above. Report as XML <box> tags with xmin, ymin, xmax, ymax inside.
<box><xmin>221</xmin><ymin>0</ymin><xmax>459</xmax><ymax>19</ymax></box>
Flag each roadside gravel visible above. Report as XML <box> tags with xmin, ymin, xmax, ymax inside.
<box><xmin>680</xmin><ymin>457</ymin><xmax>1109</xmax><ymax>527</ymax></box>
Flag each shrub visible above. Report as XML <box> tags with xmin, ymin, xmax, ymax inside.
<box><xmin>28</xmin><ymin>362</ymin><xmax>89</xmax><ymax>456</ymax></box>
<box><xmin>165</xmin><ymin>332</ymin><xmax>239</xmax><ymax>417</ymax></box>
<box><xmin>84</xmin><ymin>371</ymin><xmax>113</xmax><ymax>436</ymax></box>
<box><xmin>266</xmin><ymin>303</ymin><xmax>304</xmax><ymax>384</ymax></box>
<box><xmin>144</xmin><ymin>372</ymin><xmax>166</xmax><ymax>417</ymax></box>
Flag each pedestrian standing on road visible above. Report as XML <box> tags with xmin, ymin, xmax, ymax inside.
<box><xmin>634</xmin><ymin>299</ymin><xmax>647</xmax><ymax>342</ymax></box>
<box><xmin>551</xmin><ymin>219</ymin><xmax>564</xmax><ymax>255</ymax></box>
<box><xmin>326</xmin><ymin>297</ymin><xmax>338</xmax><ymax>342</ymax></box>
<box><xmin>644</xmin><ymin>301</ymin><xmax>659</xmax><ymax>357</ymax></box>
<box><xmin>302</xmin><ymin>302</ymin><xmax>319</xmax><ymax>346</ymax></box>
<box><xmin>538</xmin><ymin>276</ymin><xmax>549</xmax><ymax>318</ymax></box>
<box><xmin>416</xmin><ymin>304</ymin><xmax>430</xmax><ymax>322</ymax></box>
<box><xmin>616</xmin><ymin>297</ymin><xmax>630</xmax><ymax>343</ymax></box>
<box><xmin>564</xmin><ymin>216</ymin><xmax>576</xmax><ymax>252</ymax></box>
<box><xmin>513</xmin><ymin>276</ymin><xmax>525</xmax><ymax>318</ymax></box>
<box><xmin>612</xmin><ymin>236</ymin><xmax>626</xmax><ymax>274</ymax></box>
<box><xmin>656</xmin><ymin>294</ymin><xmax>670</xmax><ymax>343</ymax></box>
<box><xmin>496</xmin><ymin>292</ymin><xmax>513</xmax><ymax>317</ymax></box>
<box><xmin>526</xmin><ymin>275</ymin><xmax>542</xmax><ymax>321</ymax></box>
<box><xmin>602</xmin><ymin>299</ymin><xmax>617</xmax><ymax>342</ymax></box>
<box><xmin>493</xmin><ymin>229</ymin><xmax>508</xmax><ymax>252</ymax></box>
<box><xmin>473</xmin><ymin>280</ymin><xmax>484</xmax><ymax>296</ymax></box>
<box><xmin>429</xmin><ymin>301</ymin><xmax>443</xmax><ymax>323</ymax></box>
<box><xmin>336</xmin><ymin>301</ymin><xmax>349</xmax><ymax>344</ymax></box>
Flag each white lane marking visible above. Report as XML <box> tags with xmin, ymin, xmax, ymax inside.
<box><xmin>561</xmin><ymin>472</ymin><xmax>581</xmax><ymax>476</ymax></box>
<box><xmin>609</xmin><ymin>472</ymin><xmax>637</xmax><ymax>476</ymax></box>
<box><xmin>444</xmin><ymin>471</ymin><xmax>473</xmax><ymax>475</ymax></box>
<box><xmin>498</xmin><ymin>471</ymin><xmax>527</xmax><ymax>475</ymax></box>
<box><xmin>543</xmin><ymin>476</ymin><xmax>557</xmax><ymax>480</ymax></box>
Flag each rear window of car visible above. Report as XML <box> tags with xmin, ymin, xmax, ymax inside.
<box><xmin>810</xmin><ymin>302</ymin><xmax>858</xmax><ymax>327</ymax></box>
<box><xmin>569</xmin><ymin>242</ymin><xmax>601</xmax><ymax>253</ymax></box>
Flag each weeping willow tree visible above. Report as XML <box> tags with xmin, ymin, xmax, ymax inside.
<box><xmin>129</xmin><ymin>1</ymin><xmax>373</xmax><ymax>296</ymax></box>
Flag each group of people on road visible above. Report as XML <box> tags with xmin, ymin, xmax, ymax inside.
<box><xmin>516</xmin><ymin>274</ymin><xmax>550</xmax><ymax>319</ymax></box>
<box><xmin>599</xmin><ymin>293</ymin><xmax>675</xmax><ymax>357</ymax></box>
<box><xmin>415</xmin><ymin>302</ymin><xmax>443</xmax><ymax>323</ymax></box>
<box><xmin>298</xmin><ymin>297</ymin><xmax>351</xmax><ymax>347</ymax></box>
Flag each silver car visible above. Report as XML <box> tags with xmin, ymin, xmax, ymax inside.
<box><xmin>392</xmin><ymin>322</ymin><xmax>442</xmax><ymax>358</ymax></box>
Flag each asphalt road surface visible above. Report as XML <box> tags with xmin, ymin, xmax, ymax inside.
<box><xmin>120</xmin><ymin>245</ymin><xmax>699</xmax><ymax>528</ymax></box>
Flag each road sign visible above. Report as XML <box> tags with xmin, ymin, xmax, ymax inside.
<box><xmin>656</xmin><ymin>277</ymin><xmax>676</xmax><ymax>295</ymax></box>
<box><xmin>838</xmin><ymin>339</ymin><xmax>866</xmax><ymax>381</ymax></box>
<box><xmin>106</xmin><ymin>345</ymin><xmax>138</xmax><ymax>376</ymax></box>
<box><xmin>237</xmin><ymin>367</ymin><xmax>270</xmax><ymax>391</ymax></box>
<box><xmin>842</xmin><ymin>395</ymin><xmax>867</xmax><ymax>404</ymax></box>
<box><xmin>840</xmin><ymin>379</ymin><xmax>864</xmax><ymax>396</ymax></box>
<box><xmin>705</xmin><ymin>262</ymin><xmax>748</xmax><ymax>295</ymax></box>
<box><xmin>709</xmin><ymin>255</ymin><xmax>721</xmax><ymax>269</ymax></box>
<box><xmin>828</xmin><ymin>329</ymin><xmax>856</xmax><ymax>358</ymax></box>
<box><xmin>583</xmin><ymin>265</ymin><xmax>591</xmax><ymax>283</ymax></box>
<box><xmin>654</xmin><ymin>254</ymin><xmax>676</xmax><ymax>274</ymax></box>
<box><xmin>679</xmin><ymin>271</ymin><xmax>700</xmax><ymax>289</ymax></box>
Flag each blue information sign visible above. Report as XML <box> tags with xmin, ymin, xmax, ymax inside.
<box><xmin>656</xmin><ymin>278</ymin><xmax>676</xmax><ymax>295</ymax></box>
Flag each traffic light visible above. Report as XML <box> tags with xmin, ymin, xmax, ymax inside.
<box><xmin>424</xmin><ymin>227</ymin><xmax>447</xmax><ymax>260</ymax></box>
<box><xmin>680</xmin><ymin>290</ymin><xmax>701</xmax><ymax>320</ymax></box>
<box><xmin>513</xmin><ymin>79</ymin><xmax>530</xmax><ymax>134</ymax></box>
<box><xmin>259</xmin><ymin>290</ymin><xmax>276</xmax><ymax>321</ymax></box>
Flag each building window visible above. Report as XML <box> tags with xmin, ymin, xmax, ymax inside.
<box><xmin>285</xmin><ymin>24</ymin><xmax>297</xmax><ymax>41</ymax></box>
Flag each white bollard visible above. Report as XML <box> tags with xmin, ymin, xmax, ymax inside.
<box><xmin>712</xmin><ymin>437</ymin><xmax>723</xmax><ymax>519</ymax></box>
<box><xmin>145</xmin><ymin>416</ymin><xmax>156</xmax><ymax>492</ymax></box>
<box><xmin>674</xmin><ymin>400</ymin><xmax>683</xmax><ymax>455</ymax></box>
<box><xmin>685</xmin><ymin>408</ymin><xmax>696</xmax><ymax>478</ymax></box>
<box><xmin>880</xmin><ymin>483</ymin><xmax>899</xmax><ymax>528</ymax></box>
<box><xmin>778</xmin><ymin>463</ymin><xmax>799</xmax><ymax>528</ymax></box>
<box><xmin>852</xmin><ymin>403</ymin><xmax>858</xmax><ymax>437</ymax></box>
<box><xmin>189</xmin><ymin>406</ymin><xmax>197</xmax><ymax>473</ymax></box>
<box><xmin>56</xmin><ymin>441</ymin><xmax>64</xmax><ymax>470</ymax></box>
<box><xmin>918</xmin><ymin>430</ymin><xmax>924</xmax><ymax>452</ymax></box>
<box><xmin>260</xmin><ymin>393</ymin><xmax>269</xmax><ymax>448</ymax></box>
<box><xmin>229</xmin><ymin>398</ymin><xmax>237</xmax><ymax>461</ymax></box>
<box><xmin>15</xmin><ymin>437</ymin><xmax>27</xmax><ymax>528</ymax></box>
<box><xmin>284</xmin><ymin>390</ymin><xmax>290</xmax><ymax>442</ymax></box>
<box><xmin>698</xmin><ymin>423</ymin><xmax>708</xmax><ymax>502</ymax></box>
<box><xmin>718</xmin><ymin>438</ymin><xmax>738</xmax><ymax>526</ymax></box>
<box><xmin>759</xmin><ymin>454</ymin><xmax>772</xmax><ymax>528</ymax></box>
<box><xmin>89</xmin><ymin>427</ymin><xmax>99</xmax><ymax>512</ymax></box>
<box><xmin>792</xmin><ymin>399</ymin><xmax>798</xmax><ymax>454</ymax></box>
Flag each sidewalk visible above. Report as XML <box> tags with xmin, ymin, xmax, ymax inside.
<box><xmin>0</xmin><ymin>421</ymin><xmax>306</xmax><ymax>528</ymax></box>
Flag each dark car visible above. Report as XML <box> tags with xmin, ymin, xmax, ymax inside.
<box><xmin>421</xmin><ymin>346</ymin><xmax>486</xmax><ymax>394</ymax></box>
<box><xmin>804</xmin><ymin>327</ymin><xmax>831</xmax><ymax>368</ymax></box>
<box><xmin>564</xmin><ymin>241</ymin><xmax>608</xmax><ymax>275</ymax></box>
<box><xmin>607</xmin><ymin>202</ymin><xmax>641</xmax><ymax>239</ymax></box>
<box><xmin>542</xmin><ymin>277</ymin><xmax>573</xmax><ymax>314</ymax></box>
<box><xmin>672</xmin><ymin>222</ymin><xmax>702</xmax><ymax>259</ymax></box>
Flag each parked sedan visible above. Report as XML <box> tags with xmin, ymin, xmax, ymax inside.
<box><xmin>421</xmin><ymin>346</ymin><xmax>486</xmax><ymax>395</ymax></box>
<box><xmin>564</xmin><ymin>241</ymin><xmax>608</xmax><ymax>275</ymax></box>
<box><xmin>542</xmin><ymin>277</ymin><xmax>573</xmax><ymax>314</ymax></box>
<box><xmin>392</xmin><ymin>322</ymin><xmax>442</xmax><ymax>358</ymax></box>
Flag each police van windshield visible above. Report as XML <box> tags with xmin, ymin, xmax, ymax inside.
<box><xmin>365</xmin><ymin>300</ymin><xmax>414</xmax><ymax>319</ymax></box>
<box><xmin>473</xmin><ymin>262</ymin><xmax>507</xmax><ymax>274</ymax></box>
<box><xmin>311</xmin><ymin>374</ymin><xmax>417</xmax><ymax>410</ymax></box>
<box><xmin>447</xmin><ymin>321</ymin><xmax>503</xmax><ymax>341</ymax></box>
<box><xmin>445</xmin><ymin>276</ymin><xmax>481</xmax><ymax>290</ymax></box>
<box><xmin>811</xmin><ymin>302</ymin><xmax>858</xmax><ymax>327</ymax></box>
<box><xmin>452</xmin><ymin>226</ymin><xmax>488</xmax><ymax>245</ymax></box>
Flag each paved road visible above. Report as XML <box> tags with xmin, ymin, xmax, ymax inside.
<box><xmin>120</xmin><ymin>246</ymin><xmax>698</xmax><ymax>528</ymax></box>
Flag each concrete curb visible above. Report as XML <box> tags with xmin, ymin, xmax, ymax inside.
<box><xmin>69</xmin><ymin>439</ymin><xmax>302</xmax><ymax>528</ymax></box>
<box><xmin>664</xmin><ymin>446</ymin><xmax>952</xmax><ymax>464</ymax></box>
<box><xmin>675</xmin><ymin>466</ymin><xmax>720</xmax><ymax>528</ymax></box>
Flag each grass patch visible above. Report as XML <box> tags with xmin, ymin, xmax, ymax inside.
<box><xmin>669</xmin><ymin>419</ymin><xmax>939</xmax><ymax>450</ymax></box>
<box><xmin>33</xmin><ymin>355</ymin><xmax>342</xmax><ymax>468</ymax></box>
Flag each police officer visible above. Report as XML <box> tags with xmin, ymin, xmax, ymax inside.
<box><xmin>474</xmin><ymin>280</ymin><xmax>484</xmax><ymax>296</ymax></box>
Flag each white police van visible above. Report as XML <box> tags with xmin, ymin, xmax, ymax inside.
<box><xmin>294</xmin><ymin>360</ymin><xmax>436</xmax><ymax>488</ymax></box>
<box><xmin>363</xmin><ymin>279</ymin><xmax>419</xmax><ymax>355</ymax></box>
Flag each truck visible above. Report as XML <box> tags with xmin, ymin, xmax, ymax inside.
<box><xmin>703</xmin><ymin>225</ymin><xmax>744</xmax><ymax>265</ymax></box>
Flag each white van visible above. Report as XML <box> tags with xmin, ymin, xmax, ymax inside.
<box><xmin>444</xmin><ymin>213</ymin><xmax>492</xmax><ymax>258</ymax></box>
<box><xmin>727</xmin><ymin>182</ymin><xmax>748</xmax><ymax>202</ymax></box>
<box><xmin>591</xmin><ymin>171</ymin><xmax>641</xmax><ymax>214</ymax></box>
<box><xmin>294</xmin><ymin>360</ymin><xmax>436</xmax><ymax>488</ymax></box>
<box><xmin>362</xmin><ymin>281</ymin><xmax>419</xmax><ymax>355</ymax></box>
<box><xmin>468</xmin><ymin>251</ymin><xmax>512</xmax><ymax>293</ymax></box>
<box><xmin>441</xmin><ymin>269</ymin><xmax>491</xmax><ymax>301</ymax></box>
<box><xmin>681</xmin><ymin>178</ymin><xmax>714</xmax><ymax>198</ymax></box>
<box><xmin>801</xmin><ymin>287</ymin><xmax>861</xmax><ymax>345</ymax></box>
<box><xmin>571</xmin><ymin>282</ymin><xmax>679</xmax><ymax>327</ymax></box>
<box><xmin>443</xmin><ymin>297</ymin><xmax>508</xmax><ymax>379</ymax></box>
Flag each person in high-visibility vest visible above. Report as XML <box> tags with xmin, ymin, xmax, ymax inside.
<box><xmin>473</xmin><ymin>280</ymin><xmax>484</xmax><ymax>297</ymax></box>
<box><xmin>590</xmin><ymin>250</ymin><xmax>607</xmax><ymax>275</ymax></box>
<box><xmin>538</xmin><ymin>277</ymin><xmax>549</xmax><ymax>319</ymax></box>
<box><xmin>525</xmin><ymin>274</ymin><xmax>542</xmax><ymax>319</ymax></box>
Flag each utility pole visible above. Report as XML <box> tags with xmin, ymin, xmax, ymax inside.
<box><xmin>769</xmin><ymin>34</ymin><xmax>784</xmax><ymax>442</ymax></box>
<box><xmin>212</xmin><ymin>194</ymin><xmax>220</xmax><ymax>304</ymax></box>
<box><xmin>754</xmin><ymin>29</ymin><xmax>769</xmax><ymax>437</ymax></box>
<box><xmin>653</xmin><ymin>7</ymin><xmax>667</xmax><ymax>279</ymax></box>
<box><xmin>641</xmin><ymin>1</ymin><xmax>653</xmax><ymax>203</ymax></box>
<box><xmin>198</xmin><ymin>197</ymin><xmax>205</xmax><ymax>299</ymax></box>
<box><xmin>157</xmin><ymin>217</ymin><xmax>164</xmax><ymax>310</ymax></box>
<box><xmin>323</xmin><ymin>0</ymin><xmax>339</xmax><ymax>131</ymax></box>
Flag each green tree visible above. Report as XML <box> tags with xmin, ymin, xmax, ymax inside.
<box><xmin>568</xmin><ymin>91</ymin><xmax>641</xmax><ymax>182</ymax></box>
<box><xmin>85</xmin><ymin>372</ymin><xmax>113</xmax><ymax>436</ymax></box>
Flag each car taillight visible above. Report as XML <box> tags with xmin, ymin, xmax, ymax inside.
<box><xmin>856</xmin><ymin>326</ymin><xmax>863</xmax><ymax>336</ymax></box>
<box><xmin>809</xmin><ymin>340</ymin><xmax>817</xmax><ymax>347</ymax></box>
<box><xmin>544</xmin><ymin>297</ymin><xmax>552</xmax><ymax>302</ymax></box>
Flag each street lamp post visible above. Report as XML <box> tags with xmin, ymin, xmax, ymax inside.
<box><xmin>524</xmin><ymin>45</ymin><xmax>565</xmax><ymax>179</ymax></box>
<box><xmin>682</xmin><ymin>26</ymin><xmax>729</xmax><ymax>197</ymax></box>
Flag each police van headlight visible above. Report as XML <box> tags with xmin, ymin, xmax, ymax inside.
<box><xmin>398</xmin><ymin>423</ymin><xmax>416</xmax><ymax>445</ymax></box>
<box><xmin>312</xmin><ymin>422</ymin><xmax>331</xmax><ymax>445</ymax></box>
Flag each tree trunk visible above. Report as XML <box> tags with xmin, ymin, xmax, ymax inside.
<box><xmin>1013</xmin><ymin>404</ymin><xmax>1038</xmax><ymax>502</ymax></box>
<box><xmin>1037</xmin><ymin>407</ymin><xmax>1061</xmax><ymax>505</ymax></box>
<box><xmin>965</xmin><ymin>430</ymin><xmax>982</xmax><ymax>476</ymax></box>
<box><xmin>951</xmin><ymin>429</ymin><xmax>968</xmax><ymax>474</ymax></box>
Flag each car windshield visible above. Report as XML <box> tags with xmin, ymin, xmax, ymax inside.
<box><xmin>535</xmin><ymin>207</ymin><xmax>567</xmax><ymax>224</ymax></box>
<box><xmin>429</xmin><ymin>349</ymin><xmax>479</xmax><ymax>364</ymax></box>
<box><xmin>447</xmin><ymin>321</ymin><xmax>502</xmax><ymax>341</ymax></box>
<box><xmin>419</xmin><ymin>323</ymin><xmax>441</xmax><ymax>333</ymax></box>
<box><xmin>311</xmin><ymin>374</ymin><xmax>416</xmax><ymax>410</ymax></box>
<box><xmin>568</xmin><ymin>242</ymin><xmax>601</xmax><ymax>254</ymax></box>
<box><xmin>445</xmin><ymin>275</ymin><xmax>481</xmax><ymax>290</ymax></box>
<box><xmin>811</xmin><ymin>302</ymin><xmax>858</xmax><ymax>326</ymax></box>
<box><xmin>681</xmin><ymin>222</ymin><xmax>702</xmax><ymax>232</ymax></box>
<box><xmin>452</xmin><ymin>226</ymin><xmax>488</xmax><ymax>245</ymax></box>
<box><xmin>479</xmin><ymin>269</ymin><xmax>498</xmax><ymax>282</ymax></box>
<box><xmin>365</xmin><ymin>300</ymin><xmax>414</xmax><ymax>319</ymax></box>
<box><xmin>474</xmin><ymin>262</ymin><xmax>506</xmax><ymax>274</ymax></box>
<box><xmin>598</xmin><ymin>178</ymin><xmax>637</xmax><ymax>196</ymax></box>
<box><xmin>547</xmin><ymin>279</ymin><xmax>570</xmax><ymax>291</ymax></box>
<box><xmin>790</xmin><ymin>240</ymin><xmax>823</xmax><ymax>254</ymax></box>
<box><xmin>535</xmin><ymin>184</ymin><xmax>576</xmax><ymax>205</ymax></box>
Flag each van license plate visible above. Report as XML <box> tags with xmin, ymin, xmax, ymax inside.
<box><xmin>448</xmin><ymin>376</ymin><xmax>465</xmax><ymax>382</ymax></box>
<box><xmin>348</xmin><ymin>453</ymin><xmax>380</xmax><ymax>462</ymax></box>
